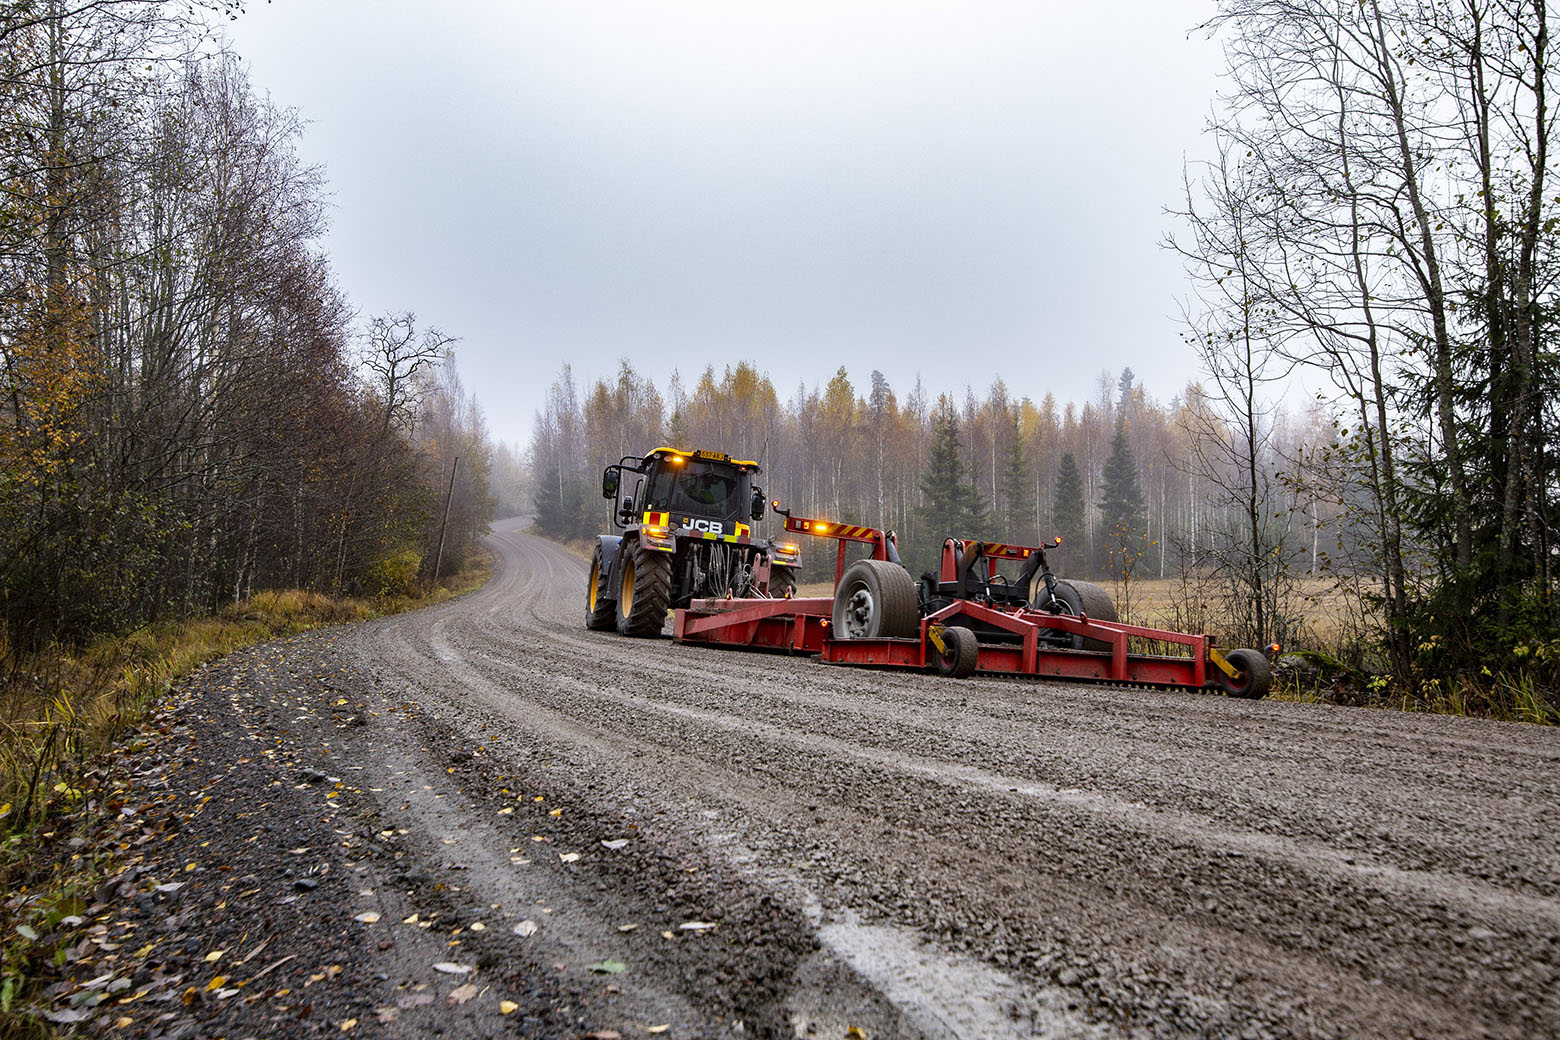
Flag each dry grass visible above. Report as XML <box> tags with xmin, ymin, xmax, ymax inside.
<box><xmin>1104</xmin><ymin>575</ymin><xmax>1358</xmax><ymax>646</ymax></box>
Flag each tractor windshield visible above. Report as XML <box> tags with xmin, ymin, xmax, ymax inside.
<box><xmin>646</xmin><ymin>460</ymin><xmax>750</xmax><ymax>519</ymax></box>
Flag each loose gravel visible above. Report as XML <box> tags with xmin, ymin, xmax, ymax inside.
<box><xmin>43</xmin><ymin>519</ymin><xmax>1560</xmax><ymax>1038</ymax></box>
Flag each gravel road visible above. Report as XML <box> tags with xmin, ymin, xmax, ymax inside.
<box><xmin>62</xmin><ymin>520</ymin><xmax>1560</xmax><ymax>1039</ymax></box>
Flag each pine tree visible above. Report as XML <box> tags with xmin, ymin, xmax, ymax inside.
<box><xmin>1052</xmin><ymin>452</ymin><xmax>1086</xmax><ymax>564</ymax></box>
<box><xmin>915</xmin><ymin>407</ymin><xmax>988</xmax><ymax>569</ymax></box>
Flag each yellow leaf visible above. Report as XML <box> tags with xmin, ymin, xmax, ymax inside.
<box><xmin>204</xmin><ymin>950</ymin><xmax>223</xmax><ymax>963</ymax></box>
<box><xmin>205</xmin><ymin>975</ymin><xmax>227</xmax><ymax>992</ymax></box>
<box><xmin>499</xmin><ymin>1000</ymin><xmax>518</xmax><ymax>1015</ymax></box>
<box><xmin>340</xmin><ymin>1018</ymin><xmax>358</xmax><ymax>1031</ymax></box>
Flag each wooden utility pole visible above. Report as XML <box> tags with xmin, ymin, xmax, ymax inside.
<box><xmin>433</xmin><ymin>455</ymin><xmax>459</xmax><ymax>584</ymax></box>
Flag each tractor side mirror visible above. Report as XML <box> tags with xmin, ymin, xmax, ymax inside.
<box><xmin>751</xmin><ymin>486</ymin><xmax>766</xmax><ymax>521</ymax></box>
<box><xmin>602</xmin><ymin>467</ymin><xmax>619</xmax><ymax>499</ymax></box>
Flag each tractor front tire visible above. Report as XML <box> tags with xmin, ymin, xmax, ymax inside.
<box><xmin>615</xmin><ymin>541</ymin><xmax>672</xmax><ymax>637</ymax></box>
<box><xmin>832</xmin><ymin>560</ymin><xmax>918</xmax><ymax>639</ymax></box>
<box><xmin>769</xmin><ymin>565</ymin><xmax>797</xmax><ymax>599</ymax></box>
<box><xmin>1052</xmin><ymin>579</ymin><xmax>1119</xmax><ymax>652</ymax></box>
<box><xmin>1219</xmin><ymin>648</ymin><xmax>1272</xmax><ymax>699</ymax></box>
<box><xmin>586</xmin><ymin>545</ymin><xmax>617</xmax><ymax>631</ymax></box>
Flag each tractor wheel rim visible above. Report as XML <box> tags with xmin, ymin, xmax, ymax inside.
<box><xmin>588</xmin><ymin>560</ymin><xmax>600</xmax><ymax>611</ymax></box>
<box><xmin>622</xmin><ymin>561</ymin><xmax>635</xmax><ymax>614</ymax></box>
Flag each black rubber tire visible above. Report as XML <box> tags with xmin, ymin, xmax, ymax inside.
<box><xmin>1220</xmin><ymin>648</ymin><xmax>1272</xmax><ymax>699</ymax></box>
<box><xmin>615</xmin><ymin>540</ymin><xmax>672</xmax><ymax>637</ymax></box>
<box><xmin>1052</xmin><ymin>579</ymin><xmax>1118</xmax><ymax>652</ymax></box>
<box><xmin>769</xmin><ymin>565</ymin><xmax>797</xmax><ymax>600</ymax></box>
<box><xmin>585</xmin><ymin>545</ymin><xmax>617</xmax><ymax>631</ymax></box>
<box><xmin>935</xmin><ymin>625</ymin><xmax>979</xmax><ymax>678</ymax></box>
<box><xmin>831</xmin><ymin>559</ymin><xmax>918</xmax><ymax>639</ymax></box>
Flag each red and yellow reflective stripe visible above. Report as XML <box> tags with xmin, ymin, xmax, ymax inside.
<box><xmin>642</xmin><ymin>511</ymin><xmax>670</xmax><ymax>526</ymax></box>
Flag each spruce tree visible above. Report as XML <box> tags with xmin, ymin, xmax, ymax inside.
<box><xmin>1099</xmin><ymin>417</ymin><xmax>1146</xmax><ymax>574</ymax></box>
<box><xmin>1052</xmin><ymin>452</ymin><xmax>1086</xmax><ymax>557</ymax></box>
<box><xmin>534</xmin><ymin>460</ymin><xmax>567</xmax><ymax>536</ymax></box>
<box><xmin>916</xmin><ymin>409</ymin><xmax>988</xmax><ymax>569</ymax></box>
<box><xmin>999</xmin><ymin>414</ymin><xmax>1028</xmax><ymax>540</ymax></box>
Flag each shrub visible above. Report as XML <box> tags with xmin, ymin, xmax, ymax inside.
<box><xmin>364</xmin><ymin>548</ymin><xmax>423</xmax><ymax>598</ymax></box>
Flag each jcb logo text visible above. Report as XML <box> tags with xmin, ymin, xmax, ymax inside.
<box><xmin>687</xmin><ymin>519</ymin><xmax>724</xmax><ymax>534</ymax></box>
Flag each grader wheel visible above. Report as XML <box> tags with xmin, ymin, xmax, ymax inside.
<box><xmin>832</xmin><ymin>560</ymin><xmax>918</xmax><ymax>639</ymax></box>
<box><xmin>1052</xmin><ymin>579</ymin><xmax>1118</xmax><ymax>652</ymax></box>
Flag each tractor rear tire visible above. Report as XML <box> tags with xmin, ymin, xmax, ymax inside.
<box><xmin>832</xmin><ymin>560</ymin><xmax>918</xmax><ymax>639</ymax></box>
<box><xmin>935</xmin><ymin>625</ymin><xmax>979</xmax><ymax>678</ymax></box>
<box><xmin>586</xmin><ymin>545</ymin><xmax>617</xmax><ymax>631</ymax></box>
<box><xmin>1053</xmin><ymin>579</ymin><xmax>1118</xmax><ymax>652</ymax></box>
<box><xmin>1219</xmin><ymin>648</ymin><xmax>1272</xmax><ymax>699</ymax></box>
<box><xmin>769</xmin><ymin>565</ymin><xmax>797</xmax><ymax>600</ymax></box>
<box><xmin>615</xmin><ymin>541</ymin><xmax>672</xmax><ymax>637</ymax></box>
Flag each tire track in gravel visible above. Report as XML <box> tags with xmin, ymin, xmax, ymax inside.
<box><xmin>342</xmin><ymin>521</ymin><xmax>1560</xmax><ymax>1039</ymax></box>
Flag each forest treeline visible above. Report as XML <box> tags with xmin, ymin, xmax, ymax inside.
<box><xmin>0</xmin><ymin>1</ymin><xmax>494</xmax><ymax>651</ymax></box>
<box><xmin>527</xmin><ymin>360</ymin><xmax>1341</xmax><ymax>645</ymax></box>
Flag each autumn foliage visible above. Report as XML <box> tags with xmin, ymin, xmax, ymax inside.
<box><xmin>0</xmin><ymin>4</ymin><xmax>494</xmax><ymax>650</ymax></box>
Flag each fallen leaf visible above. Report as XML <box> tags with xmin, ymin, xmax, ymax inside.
<box><xmin>647</xmin><ymin>1027</ymin><xmax>670</xmax><ymax>1035</ymax></box>
<box><xmin>205</xmin><ymin>975</ymin><xmax>227</xmax><ymax>992</ymax></box>
<box><xmin>43</xmin><ymin>1009</ymin><xmax>90</xmax><ymax>1024</ymax></box>
<box><xmin>339</xmin><ymin>1018</ymin><xmax>357</xmax><ymax>1031</ymax></box>
<box><xmin>846</xmin><ymin>1028</ymin><xmax>868</xmax><ymax>1039</ymax></box>
<box><xmin>513</xmin><ymin>920</ymin><xmax>538</xmax><ymax>937</ymax></box>
<box><xmin>679</xmin><ymin>921</ymin><xmax>717</xmax><ymax>932</ymax></box>
<box><xmin>15</xmin><ymin>925</ymin><xmax>37</xmax><ymax>941</ymax></box>
<box><xmin>498</xmin><ymin>1000</ymin><xmax>518</xmax><ymax>1015</ymax></box>
<box><xmin>447</xmin><ymin>983</ymin><xmax>477</xmax><ymax>1004</ymax></box>
<box><xmin>469</xmin><ymin>921</ymin><xmax>486</xmax><ymax>932</ymax></box>
<box><xmin>617</xmin><ymin>923</ymin><xmax>639</xmax><ymax>932</ymax></box>
<box><xmin>601</xmin><ymin>838</ymin><xmax>629</xmax><ymax>850</ymax></box>
<box><xmin>497</xmin><ymin>807</ymin><xmax>514</xmax><ymax>815</ymax></box>
<box><xmin>559</xmin><ymin>852</ymin><xmax>580</xmax><ymax>863</ymax></box>
<box><xmin>586</xmin><ymin>959</ymin><xmax>626</xmax><ymax>975</ymax></box>
<box><xmin>204</xmin><ymin>950</ymin><xmax>223</xmax><ymax>963</ymax></box>
<box><xmin>549</xmin><ymin>808</ymin><xmax>563</xmax><ymax>817</ymax></box>
<box><xmin>354</xmin><ymin>912</ymin><xmax>381</xmax><ymax>924</ymax></box>
<box><xmin>432</xmin><ymin>961</ymin><xmax>472</xmax><ymax>975</ymax></box>
<box><xmin>584</xmin><ymin>1032</ymin><xmax>621</xmax><ymax>1040</ymax></box>
<box><xmin>402</xmin><ymin>914</ymin><xmax>420</xmax><ymax>924</ymax></box>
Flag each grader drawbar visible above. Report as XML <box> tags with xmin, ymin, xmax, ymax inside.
<box><xmin>672</xmin><ymin>505</ymin><xmax>1273</xmax><ymax>698</ymax></box>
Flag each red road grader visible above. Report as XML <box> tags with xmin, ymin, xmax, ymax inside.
<box><xmin>669</xmin><ymin>503</ymin><xmax>1272</xmax><ymax>698</ymax></box>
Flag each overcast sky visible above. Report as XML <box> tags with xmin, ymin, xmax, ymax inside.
<box><xmin>221</xmin><ymin>2</ymin><xmax>1225</xmax><ymax>448</ymax></box>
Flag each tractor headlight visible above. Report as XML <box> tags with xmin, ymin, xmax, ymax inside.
<box><xmin>642</xmin><ymin>525</ymin><xmax>675</xmax><ymax>551</ymax></box>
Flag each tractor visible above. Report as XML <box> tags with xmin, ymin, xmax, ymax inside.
<box><xmin>586</xmin><ymin>447</ymin><xmax>801</xmax><ymax>636</ymax></box>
